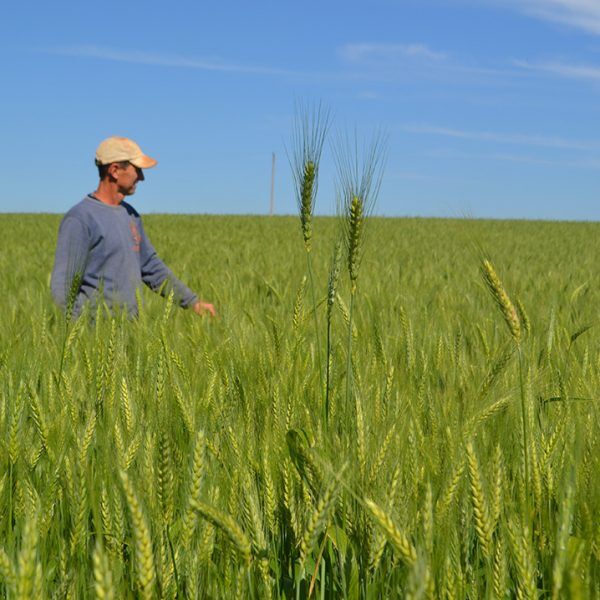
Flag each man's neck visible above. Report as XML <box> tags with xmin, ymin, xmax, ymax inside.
<box><xmin>92</xmin><ymin>181</ymin><xmax>125</xmax><ymax>206</ymax></box>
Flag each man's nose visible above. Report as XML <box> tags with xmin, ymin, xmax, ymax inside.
<box><xmin>136</xmin><ymin>168</ymin><xmax>145</xmax><ymax>182</ymax></box>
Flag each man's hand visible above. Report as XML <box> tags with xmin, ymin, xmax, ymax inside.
<box><xmin>192</xmin><ymin>300</ymin><xmax>216</xmax><ymax>317</ymax></box>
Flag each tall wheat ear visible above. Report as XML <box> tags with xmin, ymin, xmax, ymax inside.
<box><xmin>288</xmin><ymin>101</ymin><xmax>331</xmax><ymax>254</ymax></box>
<box><xmin>333</xmin><ymin>129</ymin><xmax>387</xmax><ymax>293</ymax></box>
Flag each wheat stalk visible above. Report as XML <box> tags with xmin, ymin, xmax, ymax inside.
<box><xmin>325</xmin><ymin>241</ymin><xmax>342</xmax><ymax>427</ymax></box>
<box><xmin>335</xmin><ymin>130</ymin><xmax>387</xmax><ymax>413</ymax></box>
<box><xmin>480</xmin><ymin>257</ymin><xmax>532</xmax><ymax>517</ymax></box>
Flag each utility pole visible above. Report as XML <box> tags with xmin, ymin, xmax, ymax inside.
<box><xmin>270</xmin><ymin>152</ymin><xmax>276</xmax><ymax>216</ymax></box>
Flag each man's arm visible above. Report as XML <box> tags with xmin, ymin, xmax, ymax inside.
<box><xmin>50</xmin><ymin>216</ymin><xmax>89</xmax><ymax>310</ymax></box>
<box><xmin>138</xmin><ymin>220</ymin><xmax>215</xmax><ymax>315</ymax></box>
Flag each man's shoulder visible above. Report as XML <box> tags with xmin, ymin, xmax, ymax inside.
<box><xmin>61</xmin><ymin>196</ymin><xmax>108</xmax><ymax>233</ymax></box>
<box><xmin>63</xmin><ymin>197</ymin><xmax>95</xmax><ymax>220</ymax></box>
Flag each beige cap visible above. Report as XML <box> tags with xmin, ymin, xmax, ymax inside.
<box><xmin>95</xmin><ymin>136</ymin><xmax>157</xmax><ymax>169</ymax></box>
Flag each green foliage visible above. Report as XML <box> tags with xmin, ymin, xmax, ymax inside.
<box><xmin>0</xmin><ymin>213</ymin><xmax>599</xmax><ymax>598</ymax></box>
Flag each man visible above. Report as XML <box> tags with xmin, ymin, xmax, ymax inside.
<box><xmin>51</xmin><ymin>136</ymin><xmax>216</xmax><ymax>319</ymax></box>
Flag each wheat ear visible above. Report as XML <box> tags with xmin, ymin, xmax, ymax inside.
<box><xmin>364</xmin><ymin>498</ymin><xmax>416</xmax><ymax>565</ymax></box>
<box><xmin>93</xmin><ymin>539</ymin><xmax>115</xmax><ymax>600</ymax></box>
<box><xmin>191</xmin><ymin>499</ymin><xmax>252</xmax><ymax>567</ymax></box>
<box><xmin>480</xmin><ymin>259</ymin><xmax>521</xmax><ymax>344</ymax></box>
<box><xmin>120</xmin><ymin>471</ymin><xmax>156</xmax><ymax>599</ymax></box>
<box><xmin>466</xmin><ymin>441</ymin><xmax>493</xmax><ymax>560</ymax></box>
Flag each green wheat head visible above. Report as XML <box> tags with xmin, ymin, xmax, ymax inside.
<box><xmin>288</xmin><ymin>101</ymin><xmax>331</xmax><ymax>253</ymax></box>
<box><xmin>334</xmin><ymin>130</ymin><xmax>387</xmax><ymax>292</ymax></box>
<box><xmin>481</xmin><ymin>259</ymin><xmax>521</xmax><ymax>344</ymax></box>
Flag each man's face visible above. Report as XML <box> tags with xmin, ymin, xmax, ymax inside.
<box><xmin>112</xmin><ymin>162</ymin><xmax>145</xmax><ymax>196</ymax></box>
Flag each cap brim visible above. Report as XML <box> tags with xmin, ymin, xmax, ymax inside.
<box><xmin>130</xmin><ymin>155</ymin><xmax>158</xmax><ymax>169</ymax></box>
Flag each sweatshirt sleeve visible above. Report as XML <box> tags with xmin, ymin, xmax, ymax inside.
<box><xmin>138</xmin><ymin>219</ymin><xmax>198</xmax><ymax>308</ymax></box>
<box><xmin>50</xmin><ymin>216</ymin><xmax>90</xmax><ymax>309</ymax></box>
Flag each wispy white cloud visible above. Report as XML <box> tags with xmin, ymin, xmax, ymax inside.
<box><xmin>427</xmin><ymin>148</ymin><xmax>597</xmax><ymax>169</ymax></box>
<box><xmin>337</xmin><ymin>41</ymin><xmax>523</xmax><ymax>87</ymax></box>
<box><xmin>427</xmin><ymin>147</ymin><xmax>600</xmax><ymax>168</ymax></box>
<box><xmin>493</xmin><ymin>0</ymin><xmax>600</xmax><ymax>35</ymax></box>
<box><xmin>356</xmin><ymin>90</ymin><xmax>383</xmax><ymax>100</ymax></box>
<box><xmin>403</xmin><ymin>123</ymin><xmax>600</xmax><ymax>150</ymax></box>
<box><xmin>42</xmin><ymin>45</ymin><xmax>294</xmax><ymax>76</ymax></box>
<box><xmin>43</xmin><ymin>43</ymin><xmax>520</xmax><ymax>90</ymax></box>
<box><xmin>339</xmin><ymin>43</ymin><xmax>446</xmax><ymax>63</ymax></box>
<box><xmin>525</xmin><ymin>0</ymin><xmax>600</xmax><ymax>34</ymax></box>
<box><xmin>386</xmin><ymin>170</ymin><xmax>435</xmax><ymax>181</ymax></box>
<box><xmin>514</xmin><ymin>58</ymin><xmax>600</xmax><ymax>81</ymax></box>
<box><xmin>41</xmin><ymin>42</ymin><xmax>539</xmax><ymax>94</ymax></box>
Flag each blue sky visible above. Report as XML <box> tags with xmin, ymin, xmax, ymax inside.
<box><xmin>2</xmin><ymin>0</ymin><xmax>600</xmax><ymax>219</ymax></box>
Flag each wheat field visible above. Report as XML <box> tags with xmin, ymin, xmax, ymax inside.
<box><xmin>0</xmin><ymin>212</ymin><xmax>599</xmax><ymax>598</ymax></box>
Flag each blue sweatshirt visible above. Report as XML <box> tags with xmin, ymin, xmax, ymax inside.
<box><xmin>51</xmin><ymin>196</ymin><xmax>198</xmax><ymax>317</ymax></box>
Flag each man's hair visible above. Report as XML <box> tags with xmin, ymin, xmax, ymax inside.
<box><xmin>96</xmin><ymin>159</ymin><xmax>130</xmax><ymax>180</ymax></box>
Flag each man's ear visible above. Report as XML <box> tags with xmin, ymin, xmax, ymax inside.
<box><xmin>107</xmin><ymin>163</ymin><xmax>121</xmax><ymax>180</ymax></box>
